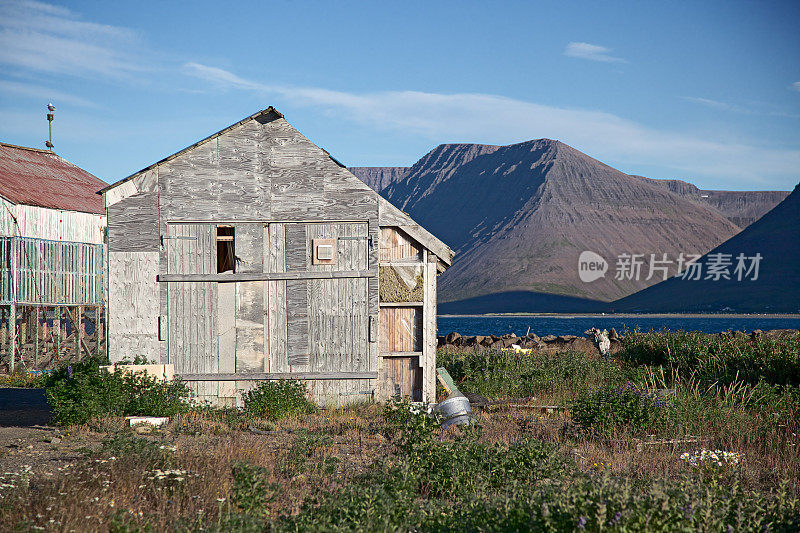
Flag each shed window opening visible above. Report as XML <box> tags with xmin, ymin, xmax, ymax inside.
<box><xmin>217</xmin><ymin>226</ymin><xmax>235</xmax><ymax>273</ymax></box>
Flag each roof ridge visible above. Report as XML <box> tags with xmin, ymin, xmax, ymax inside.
<box><xmin>98</xmin><ymin>106</ymin><xmax>282</xmax><ymax>194</ymax></box>
<box><xmin>0</xmin><ymin>141</ymin><xmax>53</xmax><ymax>153</ymax></box>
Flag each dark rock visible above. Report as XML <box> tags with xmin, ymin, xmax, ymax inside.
<box><xmin>502</xmin><ymin>337</ymin><xmax>520</xmax><ymax>348</ymax></box>
<box><xmin>570</xmin><ymin>338</ymin><xmax>596</xmax><ymax>353</ymax></box>
<box><xmin>462</xmin><ymin>391</ymin><xmax>489</xmax><ymax>407</ymax></box>
<box><xmin>608</xmin><ymin>328</ymin><xmax>619</xmax><ymax>340</ymax></box>
<box><xmin>764</xmin><ymin>329</ymin><xmax>799</xmax><ymax>338</ymax></box>
<box><xmin>519</xmin><ymin>337</ymin><xmax>538</xmax><ymax>349</ymax></box>
<box><xmin>489</xmin><ymin>334</ymin><xmax>501</xmax><ymax>342</ymax></box>
<box><xmin>473</xmin><ymin>335</ymin><xmax>485</xmax><ymax>345</ymax></box>
<box><xmin>526</xmin><ymin>333</ymin><xmax>540</xmax><ymax>342</ymax></box>
<box><xmin>489</xmin><ymin>340</ymin><xmax>505</xmax><ymax>350</ymax></box>
<box><xmin>541</xmin><ymin>335</ymin><xmax>558</xmax><ymax>343</ymax></box>
<box><xmin>480</xmin><ymin>336</ymin><xmax>494</xmax><ymax>347</ymax></box>
<box><xmin>751</xmin><ymin>329</ymin><xmax>764</xmax><ymax>339</ymax></box>
<box><xmin>445</xmin><ymin>332</ymin><xmax>461</xmax><ymax>344</ymax></box>
<box><xmin>557</xmin><ymin>335</ymin><xmax>578</xmax><ymax>343</ymax></box>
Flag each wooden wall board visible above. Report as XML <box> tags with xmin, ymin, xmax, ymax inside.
<box><xmin>383</xmin><ymin>356</ymin><xmax>422</xmax><ymax>400</ymax></box>
<box><xmin>234</xmin><ymin>223</ymin><xmax>264</xmax><ymax>273</ymax></box>
<box><xmin>284</xmin><ymin>223</ymin><xmax>307</xmax><ymax>272</ymax></box>
<box><xmin>235</xmin><ymin>281</ymin><xmax>265</xmax><ymax>372</ymax></box>
<box><xmin>285</xmin><ymin>279</ymin><xmax>309</xmax><ymax>368</ymax></box>
<box><xmin>380</xmin><ymin>227</ymin><xmax>421</xmax><ymax>262</ymax></box>
<box><xmin>0</xmin><ymin>197</ymin><xmax>106</xmax><ymax>244</ymax></box>
<box><xmin>379</xmin><ymin>306</ymin><xmax>421</xmax><ymax>353</ymax></box>
<box><xmin>165</xmin><ymin>224</ymin><xmax>217</xmax><ymax>374</ymax></box>
<box><xmin>265</xmin><ymin>223</ymin><xmax>288</xmax><ymax>372</ymax></box>
<box><xmin>108</xmin><ymin>251</ymin><xmax>159</xmax><ymax>363</ymax></box>
<box><xmin>422</xmin><ymin>257</ymin><xmax>438</xmax><ymax>402</ymax></box>
<box><xmin>184</xmin><ymin>377</ymin><xmax>376</xmax><ymax>407</ymax></box>
<box><xmin>217</xmin><ymin>282</ymin><xmax>235</xmax><ymax>373</ymax></box>
<box><xmin>108</xmin><ymin>191</ymin><xmax>159</xmax><ymax>252</ymax></box>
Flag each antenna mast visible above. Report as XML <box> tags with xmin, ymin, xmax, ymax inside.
<box><xmin>45</xmin><ymin>103</ymin><xmax>55</xmax><ymax>150</ymax></box>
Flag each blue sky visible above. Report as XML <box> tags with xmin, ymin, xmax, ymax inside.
<box><xmin>1</xmin><ymin>0</ymin><xmax>798</xmax><ymax>190</ymax></box>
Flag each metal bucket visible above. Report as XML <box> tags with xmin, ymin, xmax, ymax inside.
<box><xmin>435</xmin><ymin>394</ymin><xmax>472</xmax><ymax>428</ymax></box>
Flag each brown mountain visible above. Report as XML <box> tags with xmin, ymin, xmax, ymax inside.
<box><xmin>614</xmin><ymin>183</ymin><xmax>800</xmax><ymax>313</ymax></box>
<box><xmin>636</xmin><ymin>177</ymin><xmax>789</xmax><ymax>228</ymax></box>
<box><xmin>348</xmin><ymin>166</ymin><xmax>408</xmax><ymax>193</ymax></box>
<box><xmin>377</xmin><ymin>140</ymin><xmax>745</xmax><ymax>307</ymax></box>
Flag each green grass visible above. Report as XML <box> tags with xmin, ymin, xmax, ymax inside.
<box><xmin>3</xmin><ymin>331</ymin><xmax>798</xmax><ymax>531</ymax></box>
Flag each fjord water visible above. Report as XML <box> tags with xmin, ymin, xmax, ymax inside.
<box><xmin>437</xmin><ymin>315</ymin><xmax>800</xmax><ymax>337</ymax></box>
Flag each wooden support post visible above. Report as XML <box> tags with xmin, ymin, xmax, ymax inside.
<box><xmin>0</xmin><ymin>308</ymin><xmax>4</xmax><ymax>366</ymax></box>
<box><xmin>55</xmin><ymin>306</ymin><xmax>61</xmax><ymax>363</ymax></box>
<box><xmin>97</xmin><ymin>306</ymin><xmax>103</xmax><ymax>357</ymax></box>
<box><xmin>422</xmin><ymin>249</ymin><xmax>438</xmax><ymax>403</ymax></box>
<box><xmin>19</xmin><ymin>309</ymin><xmax>27</xmax><ymax>368</ymax></box>
<box><xmin>9</xmin><ymin>303</ymin><xmax>15</xmax><ymax>373</ymax></box>
<box><xmin>35</xmin><ymin>307</ymin><xmax>40</xmax><ymax>368</ymax></box>
<box><xmin>76</xmin><ymin>306</ymin><xmax>83</xmax><ymax>360</ymax></box>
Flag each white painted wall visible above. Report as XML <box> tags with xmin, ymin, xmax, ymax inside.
<box><xmin>0</xmin><ymin>196</ymin><xmax>106</xmax><ymax>244</ymax></box>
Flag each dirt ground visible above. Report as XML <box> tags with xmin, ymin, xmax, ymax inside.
<box><xmin>0</xmin><ymin>388</ymin><xmax>98</xmax><ymax>482</ymax></box>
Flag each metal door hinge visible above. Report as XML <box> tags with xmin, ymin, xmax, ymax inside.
<box><xmin>337</xmin><ymin>235</ymin><xmax>377</xmax><ymax>248</ymax></box>
<box><xmin>368</xmin><ymin>316</ymin><xmax>377</xmax><ymax>343</ymax></box>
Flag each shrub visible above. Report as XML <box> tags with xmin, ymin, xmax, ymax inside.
<box><xmin>0</xmin><ymin>371</ymin><xmax>49</xmax><ymax>388</ymax></box>
<box><xmin>280</xmin><ymin>431</ymin><xmax>799</xmax><ymax>532</ymax></box>
<box><xmin>438</xmin><ymin>348</ymin><xmax>631</xmax><ymax>401</ymax></box>
<box><xmin>44</xmin><ymin>357</ymin><xmax>191</xmax><ymax>425</ymax></box>
<box><xmin>619</xmin><ymin>331</ymin><xmax>800</xmax><ymax>387</ymax></box>
<box><xmin>241</xmin><ymin>380</ymin><xmax>315</xmax><ymax>420</ymax></box>
<box><xmin>230</xmin><ymin>461</ymin><xmax>277</xmax><ymax>516</ymax></box>
<box><xmin>571</xmin><ymin>382</ymin><xmax>677</xmax><ymax>437</ymax></box>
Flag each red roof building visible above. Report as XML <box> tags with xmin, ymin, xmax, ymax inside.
<box><xmin>0</xmin><ymin>142</ymin><xmax>106</xmax><ymax>214</ymax></box>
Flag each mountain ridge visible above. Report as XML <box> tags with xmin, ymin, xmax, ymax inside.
<box><xmin>349</xmin><ymin>140</ymin><xmax>790</xmax><ymax>309</ymax></box>
<box><xmin>613</xmin><ymin>183</ymin><xmax>800</xmax><ymax>313</ymax></box>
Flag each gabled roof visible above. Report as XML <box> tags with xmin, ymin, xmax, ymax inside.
<box><xmin>98</xmin><ymin>108</ymin><xmax>285</xmax><ymax>195</ymax></box>
<box><xmin>100</xmin><ymin>106</ymin><xmax>454</xmax><ymax>268</ymax></box>
<box><xmin>0</xmin><ymin>142</ymin><xmax>106</xmax><ymax>214</ymax></box>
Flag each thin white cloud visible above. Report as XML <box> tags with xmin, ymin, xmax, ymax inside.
<box><xmin>0</xmin><ymin>79</ymin><xmax>99</xmax><ymax>108</ymax></box>
<box><xmin>564</xmin><ymin>42</ymin><xmax>626</xmax><ymax>63</ymax></box>
<box><xmin>792</xmin><ymin>81</ymin><xmax>800</xmax><ymax>92</ymax></box>
<box><xmin>680</xmin><ymin>96</ymin><xmax>734</xmax><ymax>111</ymax></box>
<box><xmin>183</xmin><ymin>62</ymin><xmax>800</xmax><ymax>186</ymax></box>
<box><xmin>0</xmin><ymin>0</ymin><xmax>145</xmax><ymax>78</ymax></box>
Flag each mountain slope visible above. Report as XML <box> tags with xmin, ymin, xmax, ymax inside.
<box><xmin>637</xmin><ymin>177</ymin><xmax>789</xmax><ymax>227</ymax></box>
<box><xmin>380</xmin><ymin>140</ymin><xmax>743</xmax><ymax>304</ymax></box>
<box><xmin>348</xmin><ymin>167</ymin><xmax>408</xmax><ymax>193</ymax></box>
<box><xmin>614</xmin><ymin>183</ymin><xmax>800</xmax><ymax>313</ymax></box>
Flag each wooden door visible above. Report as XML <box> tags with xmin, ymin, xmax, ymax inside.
<box><xmin>165</xmin><ymin>223</ymin><xmax>217</xmax><ymax>373</ymax></box>
<box><xmin>265</xmin><ymin>222</ymin><xmax>372</xmax><ymax>374</ymax></box>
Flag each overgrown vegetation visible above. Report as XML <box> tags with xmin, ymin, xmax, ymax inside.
<box><xmin>44</xmin><ymin>356</ymin><xmax>191</xmax><ymax>425</ymax></box>
<box><xmin>1</xmin><ymin>331</ymin><xmax>799</xmax><ymax>531</ymax></box>
<box><xmin>242</xmin><ymin>379</ymin><xmax>316</xmax><ymax>420</ymax></box>
<box><xmin>571</xmin><ymin>382</ymin><xmax>677</xmax><ymax>437</ymax></box>
<box><xmin>619</xmin><ymin>330</ymin><xmax>800</xmax><ymax>387</ymax></box>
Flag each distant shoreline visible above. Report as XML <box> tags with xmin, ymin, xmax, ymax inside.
<box><xmin>439</xmin><ymin>313</ymin><xmax>800</xmax><ymax>319</ymax></box>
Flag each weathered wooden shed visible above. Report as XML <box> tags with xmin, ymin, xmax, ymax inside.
<box><xmin>100</xmin><ymin>108</ymin><xmax>453</xmax><ymax>405</ymax></box>
<box><xmin>0</xmin><ymin>142</ymin><xmax>107</xmax><ymax>372</ymax></box>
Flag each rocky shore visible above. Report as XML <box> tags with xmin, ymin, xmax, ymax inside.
<box><xmin>437</xmin><ymin>328</ymin><xmax>799</xmax><ymax>356</ymax></box>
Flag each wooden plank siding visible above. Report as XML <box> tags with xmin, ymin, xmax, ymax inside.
<box><xmin>103</xmin><ymin>109</ymin><xmax>451</xmax><ymax>406</ymax></box>
<box><xmin>379</xmin><ymin>307</ymin><xmax>422</xmax><ymax>353</ymax></box>
<box><xmin>380</xmin><ymin>227</ymin><xmax>421</xmax><ymax>262</ymax></box>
